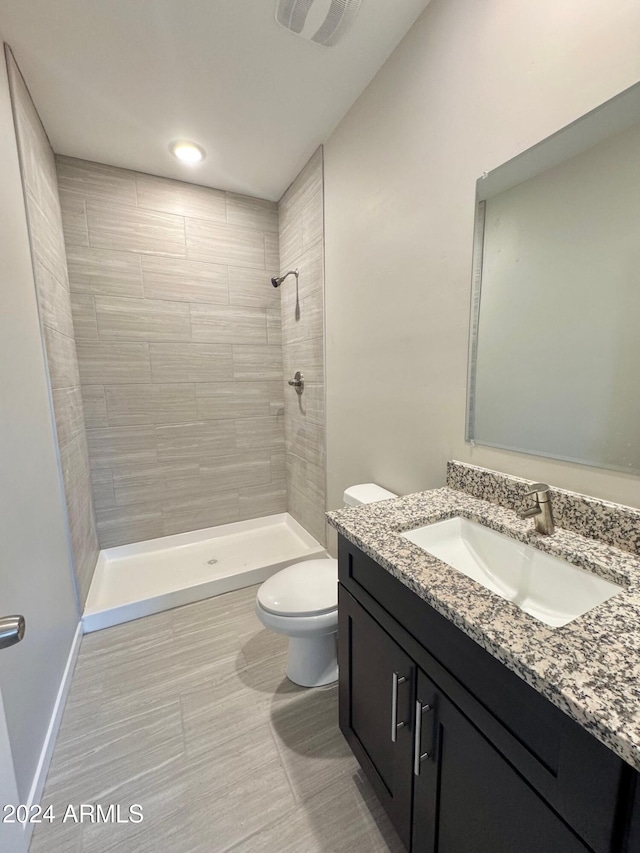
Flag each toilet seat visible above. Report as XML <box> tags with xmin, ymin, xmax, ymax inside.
<box><xmin>257</xmin><ymin>559</ymin><xmax>338</xmax><ymax>617</ymax></box>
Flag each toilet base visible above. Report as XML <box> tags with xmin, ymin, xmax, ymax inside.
<box><xmin>286</xmin><ymin>633</ymin><xmax>338</xmax><ymax>688</ymax></box>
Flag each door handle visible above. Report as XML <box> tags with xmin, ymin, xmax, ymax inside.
<box><xmin>414</xmin><ymin>699</ymin><xmax>434</xmax><ymax>775</ymax></box>
<box><xmin>391</xmin><ymin>671</ymin><xmax>407</xmax><ymax>742</ymax></box>
<box><xmin>0</xmin><ymin>616</ymin><xmax>25</xmax><ymax>650</ymax></box>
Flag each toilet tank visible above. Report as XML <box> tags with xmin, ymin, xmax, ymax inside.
<box><xmin>343</xmin><ymin>483</ymin><xmax>397</xmax><ymax>507</ymax></box>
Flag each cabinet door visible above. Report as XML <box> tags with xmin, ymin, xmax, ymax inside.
<box><xmin>339</xmin><ymin>586</ymin><xmax>415</xmax><ymax>849</ymax></box>
<box><xmin>412</xmin><ymin>669</ymin><xmax>590</xmax><ymax>853</ymax></box>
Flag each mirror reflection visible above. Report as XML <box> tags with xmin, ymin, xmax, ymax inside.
<box><xmin>467</xmin><ymin>83</ymin><xmax>640</xmax><ymax>473</ymax></box>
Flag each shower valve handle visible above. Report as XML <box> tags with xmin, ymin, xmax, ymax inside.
<box><xmin>288</xmin><ymin>372</ymin><xmax>304</xmax><ymax>394</ymax></box>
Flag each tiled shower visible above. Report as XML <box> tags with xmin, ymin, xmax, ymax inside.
<box><xmin>58</xmin><ymin>156</ymin><xmax>286</xmax><ymax>549</ymax></box>
<box><xmin>8</xmin><ymin>47</ymin><xmax>326</xmax><ymax>612</ymax></box>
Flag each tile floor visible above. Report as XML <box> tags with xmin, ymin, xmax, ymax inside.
<box><xmin>30</xmin><ymin>585</ymin><xmax>403</xmax><ymax>852</ymax></box>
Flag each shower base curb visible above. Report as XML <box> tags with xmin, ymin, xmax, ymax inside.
<box><xmin>83</xmin><ymin>513</ymin><xmax>326</xmax><ymax>633</ymax></box>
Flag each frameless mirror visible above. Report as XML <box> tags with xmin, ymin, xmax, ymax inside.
<box><xmin>466</xmin><ymin>81</ymin><xmax>640</xmax><ymax>474</ymax></box>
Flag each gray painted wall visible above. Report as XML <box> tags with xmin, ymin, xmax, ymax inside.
<box><xmin>8</xmin><ymin>50</ymin><xmax>98</xmax><ymax>606</ymax></box>
<box><xmin>324</xmin><ymin>0</ymin><xmax>640</xmax><ymax>543</ymax></box>
<box><xmin>57</xmin><ymin>157</ymin><xmax>286</xmax><ymax>546</ymax></box>
<box><xmin>278</xmin><ymin>148</ymin><xmax>326</xmax><ymax>545</ymax></box>
<box><xmin>0</xmin><ymin>43</ymin><xmax>79</xmax><ymax>804</ymax></box>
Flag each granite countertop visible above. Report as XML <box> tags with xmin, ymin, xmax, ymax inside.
<box><xmin>327</xmin><ymin>486</ymin><xmax>640</xmax><ymax>771</ymax></box>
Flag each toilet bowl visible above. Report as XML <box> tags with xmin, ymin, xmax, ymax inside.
<box><xmin>255</xmin><ymin>483</ymin><xmax>397</xmax><ymax>687</ymax></box>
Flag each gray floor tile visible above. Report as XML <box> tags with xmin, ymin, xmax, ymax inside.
<box><xmin>30</xmin><ymin>584</ymin><xmax>400</xmax><ymax>853</ymax></box>
<box><xmin>269</xmin><ymin>685</ymin><xmax>358</xmax><ymax>803</ymax></box>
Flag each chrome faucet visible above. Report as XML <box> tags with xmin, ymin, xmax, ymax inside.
<box><xmin>520</xmin><ymin>483</ymin><xmax>555</xmax><ymax>535</ymax></box>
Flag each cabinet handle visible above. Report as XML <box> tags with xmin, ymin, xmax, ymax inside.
<box><xmin>391</xmin><ymin>672</ymin><xmax>407</xmax><ymax>742</ymax></box>
<box><xmin>414</xmin><ymin>700</ymin><xmax>434</xmax><ymax>776</ymax></box>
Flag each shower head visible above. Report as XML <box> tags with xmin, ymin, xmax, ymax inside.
<box><xmin>271</xmin><ymin>269</ymin><xmax>299</xmax><ymax>288</ymax></box>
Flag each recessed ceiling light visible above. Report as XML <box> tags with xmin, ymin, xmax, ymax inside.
<box><xmin>169</xmin><ymin>140</ymin><xmax>206</xmax><ymax>164</ymax></box>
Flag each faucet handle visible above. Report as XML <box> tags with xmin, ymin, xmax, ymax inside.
<box><xmin>524</xmin><ymin>483</ymin><xmax>550</xmax><ymax>500</ymax></box>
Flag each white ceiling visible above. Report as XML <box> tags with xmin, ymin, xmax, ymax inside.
<box><xmin>0</xmin><ymin>0</ymin><xmax>430</xmax><ymax>200</ymax></box>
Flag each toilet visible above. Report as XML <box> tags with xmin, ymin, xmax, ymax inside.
<box><xmin>255</xmin><ymin>483</ymin><xmax>397</xmax><ymax>687</ymax></box>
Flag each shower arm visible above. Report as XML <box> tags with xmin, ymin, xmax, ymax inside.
<box><xmin>271</xmin><ymin>269</ymin><xmax>299</xmax><ymax>288</ymax></box>
<box><xmin>271</xmin><ymin>268</ymin><xmax>300</xmax><ymax>319</ymax></box>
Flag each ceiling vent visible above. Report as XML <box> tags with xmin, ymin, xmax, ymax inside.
<box><xmin>275</xmin><ymin>0</ymin><xmax>362</xmax><ymax>47</ymax></box>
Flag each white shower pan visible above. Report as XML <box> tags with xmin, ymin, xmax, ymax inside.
<box><xmin>83</xmin><ymin>513</ymin><xmax>326</xmax><ymax>633</ymax></box>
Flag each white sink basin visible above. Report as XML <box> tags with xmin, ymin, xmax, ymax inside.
<box><xmin>400</xmin><ymin>516</ymin><xmax>622</xmax><ymax>627</ymax></box>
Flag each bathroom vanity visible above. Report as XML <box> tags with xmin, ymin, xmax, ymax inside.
<box><xmin>328</xmin><ymin>464</ymin><xmax>640</xmax><ymax>853</ymax></box>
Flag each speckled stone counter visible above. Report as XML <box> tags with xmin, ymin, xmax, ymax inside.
<box><xmin>327</xmin><ymin>466</ymin><xmax>640</xmax><ymax>771</ymax></box>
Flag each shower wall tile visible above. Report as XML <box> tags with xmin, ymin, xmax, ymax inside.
<box><xmin>57</xmin><ymin>156</ymin><xmax>137</xmax><ymax>205</ymax></box>
<box><xmin>76</xmin><ymin>341</ymin><xmax>151</xmax><ymax>385</ymax></box>
<box><xmin>86</xmin><ymin>425</ymin><xmax>157</xmax><ymax>470</ymax></box>
<box><xmin>239</xmin><ymin>481</ymin><xmax>288</xmax><ymax>521</ymax></box>
<box><xmin>281</xmin><ymin>283</ymin><xmax>323</xmax><ymax>345</ymax></box>
<box><xmin>156</xmin><ymin>420</ymin><xmax>236</xmax><ymax>462</ymax></box>
<box><xmin>286</xmin><ymin>453</ymin><xmax>325</xmax><ymax>500</ymax></box>
<box><xmin>297</xmin><ymin>382</ymin><xmax>324</xmax><ymax>426</ymax></box>
<box><xmin>57</xmin><ymin>156</ymin><xmax>285</xmax><ymax>547</ymax></box>
<box><xmin>95</xmin><ymin>295</ymin><xmax>191</xmax><ymax>342</ymax></box>
<box><xmin>302</xmin><ymin>189</ymin><xmax>324</xmax><ymax>248</ymax></box>
<box><xmin>70</xmin><ymin>293</ymin><xmax>98</xmax><ymax>340</ymax></box>
<box><xmin>135</xmin><ymin>173</ymin><xmax>226</xmax><ymax>222</ymax></box>
<box><xmin>43</xmin><ymin>326</ymin><xmax>81</xmax><ymax>390</ymax></box>
<box><xmin>186</xmin><ymin>219</ymin><xmax>265</xmax><ymax>268</ymax></box>
<box><xmin>285</xmin><ymin>418</ymin><xmax>325</xmax><ymax>469</ymax></box>
<box><xmin>51</xmin><ymin>386</ymin><xmax>85</xmax><ymax>450</ymax></box>
<box><xmin>269</xmin><ymin>380</ymin><xmax>285</xmax><ymax>416</ymax></box>
<box><xmin>229</xmin><ymin>267</ymin><xmax>280</xmax><ymax>309</ymax></box>
<box><xmin>103</xmin><ymin>384</ymin><xmax>159</xmax><ymax>427</ymax></box>
<box><xmin>36</xmin><ymin>260</ymin><xmax>75</xmax><ymax>338</ymax></box>
<box><xmin>290</xmin><ymin>239</ymin><xmax>324</xmax><ymax>301</ymax></box>
<box><xmin>149</xmin><ymin>343</ymin><xmax>233</xmax><ymax>384</ymax></box>
<box><xmin>66</xmin><ymin>246</ymin><xmax>144</xmax><ymax>298</ymax></box>
<box><xmin>266</xmin><ymin>309</ymin><xmax>282</xmax><ymax>346</ymax></box>
<box><xmin>26</xmin><ymin>189</ymin><xmax>69</xmax><ymax>275</ymax></box>
<box><xmin>159</xmin><ymin>462</ymin><xmax>201</xmax><ymax>501</ymax></box>
<box><xmin>271</xmin><ymin>449</ymin><xmax>287</xmax><ymax>482</ymax></box>
<box><xmin>288</xmin><ymin>481</ymin><xmax>326</xmax><ymax>544</ymax></box>
<box><xmin>232</xmin><ymin>344</ymin><xmax>283</xmax><ymax>381</ymax></box>
<box><xmin>278</xmin><ymin>149</ymin><xmax>322</xmax><ymax>272</ymax></box>
<box><xmin>278</xmin><ymin>147</ymin><xmax>326</xmax><ymax>546</ymax></box>
<box><xmin>56</xmin><ymin>426</ymin><xmax>98</xmax><ymax>600</ymax></box>
<box><xmin>96</xmin><ymin>503</ymin><xmax>164</xmax><ymax>549</ymax></box>
<box><xmin>235</xmin><ymin>416</ymin><xmax>285</xmax><ymax>451</ymax></box>
<box><xmin>190</xmin><ymin>304</ymin><xmax>267</xmax><ymax>345</ymax></box>
<box><xmin>86</xmin><ymin>201</ymin><xmax>186</xmax><ymax>257</ymax></box>
<box><xmin>152</xmin><ymin>384</ymin><xmax>198</xmax><ymax>425</ymax></box>
<box><xmin>265</xmin><ymin>232</ymin><xmax>280</xmax><ymax>271</ymax></box>
<box><xmin>195</xmin><ymin>382</ymin><xmax>273</xmax><ymax>420</ymax></box>
<box><xmin>112</xmin><ymin>464</ymin><xmax>165</xmax><ymax>507</ymax></box>
<box><xmin>200</xmin><ymin>451</ymin><xmax>272</xmax><ymax>492</ymax></box>
<box><xmin>141</xmin><ymin>256</ymin><xmax>228</xmax><ymax>304</ymax></box>
<box><xmin>226</xmin><ymin>193</ymin><xmax>279</xmax><ymax>233</ymax></box>
<box><xmin>104</xmin><ymin>384</ymin><xmax>197</xmax><ymax>426</ymax></box>
<box><xmin>81</xmin><ymin>386</ymin><xmax>108</xmax><ymax>429</ymax></box>
<box><xmin>161</xmin><ymin>492</ymin><xmax>240</xmax><ymax>537</ymax></box>
<box><xmin>90</xmin><ymin>469</ymin><xmax>115</xmax><ymax>510</ymax></box>
<box><xmin>58</xmin><ymin>189</ymin><xmax>89</xmax><ymax>247</ymax></box>
<box><xmin>283</xmin><ymin>336</ymin><xmax>323</xmax><ymax>384</ymax></box>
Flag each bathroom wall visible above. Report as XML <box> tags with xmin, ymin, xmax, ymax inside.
<box><xmin>324</xmin><ymin>0</ymin><xmax>640</xmax><ymax>529</ymax></box>
<box><xmin>7</xmin><ymin>50</ymin><xmax>98</xmax><ymax>605</ymax></box>
<box><xmin>57</xmin><ymin>157</ymin><xmax>285</xmax><ymax>547</ymax></box>
<box><xmin>0</xmin><ymin>42</ymin><xmax>79</xmax><ymax>806</ymax></box>
<box><xmin>278</xmin><ymin>148</ymin><xmax>326</xmax><ymax>545</ymax></box>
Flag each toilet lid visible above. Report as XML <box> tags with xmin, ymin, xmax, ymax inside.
<box><xmin>257</xmin><ymin>559</ymin><xmax>338</xmax><ymax>617</ymax></box>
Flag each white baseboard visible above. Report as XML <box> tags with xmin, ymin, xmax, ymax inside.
<box><xmin>22</xmin><ymin>621</ymin><xmax>82</xmax><ymax>842</ymax></box>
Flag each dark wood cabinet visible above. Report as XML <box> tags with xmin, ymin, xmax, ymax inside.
<box><xmin>339</xmin><ymin>589</ymin><xmax>415</xmax><ymax>848</ymax></box>
<box><xmin>413</xmin><ymin>669</ymin><xmax>590</xmax><ymax>853</ymax></box>
<box><xmin>338</xmin><ymin>535</ymin><xmax>637</xmax><ymax>853</ymax></box>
